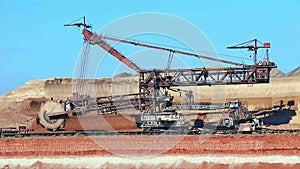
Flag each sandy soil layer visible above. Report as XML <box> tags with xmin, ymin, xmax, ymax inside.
<box><xmin>1</xmin><ymin>156</ymin><xmax>300</xmax><ymax>169</ymax></box>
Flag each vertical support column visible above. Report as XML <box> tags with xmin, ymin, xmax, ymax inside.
<box><xmin>139</xmin><ymin>72</ymin><xmax>144</xmax><ymax>112</ymax></box>
<box><xmin>254</xmin><ymin>39</ymin><xmax>258</xmax><ymax>82</ymax></box>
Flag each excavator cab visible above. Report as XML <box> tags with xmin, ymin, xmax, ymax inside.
<box><xmin>256</xmin><ymin>60</ymin><xmax>276</xmax><ymax>83</ymax></box>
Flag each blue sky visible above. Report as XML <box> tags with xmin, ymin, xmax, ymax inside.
<box><xmin>1</xmin><ymin>0</ymin><xmax>300</xmax><ymax>94</ymax></box>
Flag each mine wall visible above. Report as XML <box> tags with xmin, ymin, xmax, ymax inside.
<box><xmin>44</xmin><ymin>77</ymin><xmax>140</xmax><ymax>99</ymax></box>
<box><xmin>43</xmin><ymin>77</ymin><xmax>300</xmax><ymax>124</ymax></box>
<box><xmin>0</xmin><ymin>76</ymin><xmax>299</xmax><ymax>127</ymax></box>
<box><xmin>39</xmin><ymin>77</ymin><xmax>300</xmax><ymax>99</ymax></box>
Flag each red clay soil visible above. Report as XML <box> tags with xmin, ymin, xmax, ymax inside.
<box><xmin>30</xmin><ymin>114</ymin><xmax>142</xmax><ymax>133</ymax></box>
<box><xmin>65</xmin><ymin>114</ymin><xmax>141</xmax><ymax>132</ymax></box>
<box><xmin>1</xmin><ymin>134</ymin><xmax>299</xmax><ymax>157</ymax></box>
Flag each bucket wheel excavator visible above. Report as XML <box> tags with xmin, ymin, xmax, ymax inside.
<box><xmin>37</xmin><ymin>101</ymin><xmax>66</xmax><ymax>130</ymax></box>
<box><xmin>38</xmin><ymin>17</ymin><xmax>276</xmax><ymax>131</ymax></box>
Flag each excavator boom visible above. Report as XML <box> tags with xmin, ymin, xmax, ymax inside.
<box><xmin>82</xmin><ymin>28</ymin><xmax>142</xmax><ymax>72</ymax></box>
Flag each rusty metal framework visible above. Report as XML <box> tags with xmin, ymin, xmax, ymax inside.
<box><xmin>33</xmin><ymin>17</ymin><xmax>279</xmax><ymax>131</ymax></box>
<box><xmin>64</xmin><ymin>20</ymin><xmax>277</xmax><ymax>114</ymax></box>
<box><xmin>138</xmin><ymin>63</ymin><xmax>275</xmax><ymax>113</ymax></box>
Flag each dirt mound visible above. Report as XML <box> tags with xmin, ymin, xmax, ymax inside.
<box><xmin>19</xmin><ymin>98</ymin><xmax>48</xmax><ymax>116</ymax></box>
<box><xmin>114</xmin><ymin>72</ymin><xmax>137</xmax><ymax>77</ymax></box>
<box><xmin>0</xmin><ymin>98</ymin><xmax>47</xmax><ymax>127</ymax></box>
<box><xmin>64</xmin><ymin>114</ymin><xmax>140</xmax><ymax>131</ymax></box>
<box><xmin>287</xmin><ymin>67</ymin><xmax>300</xmax><ymax>77</ymax></box>
<box><xmin>270</xmin><ymin>68</ymin><xmax>286</xmax><ymax>78</ymax></box>
<box><xmin>30</xmin><ymin>113</ymin><xmax>141</xmax><ymax>132</ymax></box>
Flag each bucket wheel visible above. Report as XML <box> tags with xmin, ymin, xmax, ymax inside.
<box><xmin>38</xmin><ymin>101</ymin><xmax>66</xmax><ymax>131</ymax></box>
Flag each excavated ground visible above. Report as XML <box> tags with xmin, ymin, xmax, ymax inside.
<box><xmin>1</xmin><ymin>77</ymin><xmax>300</xmax><ymax>168</ymax></box>
<box><xmin>1</xmin><ymin>77</ymin><xmax>300</xmax><ymax>128</ymax></box>
<box><xmin>1</xmin><ymin>134</ymin><xmax>300</xmax><ymax>168</ymax></box>
<box><xmin>30</xmin><ymin>114</ymin><xmax>142</xmax><ymax>133</ymax></box>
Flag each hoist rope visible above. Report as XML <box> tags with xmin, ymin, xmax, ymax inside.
<box><xmin>103</xmin><ymin>34</ymin><xmax>253</xmax><ymax>62</ymax></box>
<box><xmin>76</xmin><ymin>41</ymin><xmax>90</xmax><ymax>95</ymax></box>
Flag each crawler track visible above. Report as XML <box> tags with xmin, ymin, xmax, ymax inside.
<box><xmin>2</xmin><ymin>127</ymin><xmax>300</xmax><ymax>138</ymax></box>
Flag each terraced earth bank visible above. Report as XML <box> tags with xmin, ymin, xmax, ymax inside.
<box><xmin>1</xmin><ymin>134</ymin><xmax>300</xmax><ymax>168</ymax></box>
